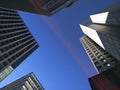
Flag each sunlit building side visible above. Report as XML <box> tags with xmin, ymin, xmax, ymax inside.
<box><xmin>79</xmin><ymin>2</ymin><xmax>120</xmax><ymax>61</ymax></box>
<box><xmin>80</xmin><ymin>2</ymin><xmax>120</xmax><ymax>90</ymax></box>
<box><xmin>80</xmin><ymin>23</ymin><xmax>120</xmax><ymax>61</ymax></box>
<box><xmin>79</xmin><ymin>24</ymin><xmax>105</xmax><ymax>49</ymax></box>
<box><xmin>0</xmin><ymin>72</ymin><xmax>44</xmax><ymax>90</ymax></box>
<box><xmin>90</xmin><ymin>2</ymin><xmax>120</xmax><ymax>26</ymax></box>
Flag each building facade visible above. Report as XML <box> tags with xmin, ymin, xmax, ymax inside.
<box><xmin>80</xmin><ymin>36</ymin><xmax>119</xmax><ymax>73</ymax></box>
<box><xmin>80</xmin><ymin>23</ymin><xmax>120</xmax><ymax>61</ymax></box>
<box><xmin>89</xmin><ymin>63</ymin><xmax>120</xmax><ymax>90</ymax></box>
<box><xmin>80</xmin><ymin>2</ymin><xmax>120</xmax><ymax>89</ymax></box>
<box><xmin>97</xmin><ymin>32</ymin><xmax>120</xmax><ymax>61</ymax></box>
<box><xmin>0</xmin><ymin>0</ymin><xmax>77</xmax><ymax>16</ymax></box>
<box><xmin>80</xmin><ymin>2</ymin><xmax>120</xmax><ymax>61</ymax></box>
<box><xmin>90</xmin><ymin>1</ymin><xmax>120</xmax><ymax>26</ymax></box>
<box><xmin>0</xmin><ymin>72</ymin><xmax>44</xmax><ymax>90</ymax></box>
<box><xmin>0</xmin><ymin>7</ymin><xmax>38</xmax><ymax>82</ymax></box>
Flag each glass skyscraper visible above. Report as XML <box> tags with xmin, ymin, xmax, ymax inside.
<box><xmin>80</xmin><ymin>2</ymin><xmax>120</xmax><ymax>61</ymax></box>
<box><xmin>80</xmin><ymin>2</ymin><xmax>120</xmax><ymax>89</ymax></box>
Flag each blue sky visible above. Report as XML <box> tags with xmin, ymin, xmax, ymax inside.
<box><xmin>0</xmin><ymin>0</ymin><xmax>120</xmax><ymax>90</ymax></box>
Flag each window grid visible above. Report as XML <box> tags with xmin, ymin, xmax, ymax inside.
<box><xmin>81</xmin><ymin>36</ymin><xmax>119</xmax><ymax>72</ymax></box>
<box><xmin>0</xmin><ymin>7</ymin><xmax>38</xmax><ymax>76</ymax></box>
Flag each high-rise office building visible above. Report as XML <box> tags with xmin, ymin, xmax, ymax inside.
<box><xmin>87</xmin><ymin>2</ymin><xmax>120</xmax><ymax>38</ymax></box>
<box><xmin>80</xmin><ymin>22</ymin><xmax>120</xmax><ymax>61</ymax></box>
<box><xmin>0</xmin><ymin>72</ymin><xmax>44</xmax><ymax>90</ymax></box>
<box><xmin>80</xmin><ymin>36</ymin><xmax>119</xmax><ymax>73</ymax></box>
<box><xmin>0</xmin><ymin>0</ymin><xmax>77</xmax><ymax>16</ymax></box>
<box><xmin>79</xmin><ymin>2</ymin><xmax>120</xmax><ymax>61</ymax></box>
<box><xmin>0</xmin><ymin>7</ymin><xmax>38</xmax><ymax>82</ymax></box>
<box><xmin>90</xmin><ymin>2</ymin><xmax>120</xmax><ymax>26</ymax></box>
<box><xmin>90</xmin><ymin>10</ymin><xmax>120</xmax><ymax>26</ymax></box>
<box><xmin>80</xmin><ymin>2</ymin><xmax>120</xmax><ymax>89</ymax></box>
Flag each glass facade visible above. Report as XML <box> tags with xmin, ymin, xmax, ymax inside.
<box><xmin>98</xmin><ymin>32</ymin><xmax>120</xmax><ymax>61</ymax></box>
<box><xmin>80</xmin><ymin>2</ymin><xmax>120</xmax><ymax>61</ymax></box>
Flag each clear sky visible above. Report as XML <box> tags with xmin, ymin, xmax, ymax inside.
<box><xmin>0</xmin><ymin>0</ymin><xmax>120</xmax><ymax>90</ymax></box>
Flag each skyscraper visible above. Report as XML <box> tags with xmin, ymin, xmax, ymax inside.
<box><xmin>79</xmin><ymin>2</ymin><xmax>120</xmax><ymax>89</ymax></box>
<box><xmin>79</xmin><ymin>2</ymin><xmax>120</xmax><ymax>61</ymax></box>
<box><xmin>80</xmin><ymin>23</ymin><xmax>120</xmax><ymax>61</ymax></box>
<box><xmin>0</xmin><ymin>7</ymin><xmax>38</xmax><ymax>82</ymax></box>
<box><xmin>0</xmin><ymin>72</ymin><xmax>44</xmax><ymax>90</ymax></box>
<box><xmin>0</xmin><ymin>0</ymin><xmax>77</xmax><ymax>16</ymax></box>
<box><xmin>80</xmin><ymin>36</ymin><xmax>120</xmax><ymax>90</ymax></box>
<box><xmin>80</xmin><ymin>36</ymin><xmax>119</xmax><ymax>73</ymax></box>
<box><xmin>90</xmin><ymin>2</ymin><xmax>120</xmax><ymax>26</ymax></box>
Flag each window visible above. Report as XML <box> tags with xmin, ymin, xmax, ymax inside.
<box><xmin>107</xmin><ymin>63</ymin><xmax>111</xmax><ymax>66</ymax></box>
<box><xmin>3</xmin><ymin>61</ymin><xmax>8</xmax><ymax>66</ymax></box>
<box><xmin>97</xmin><ymin>66</ymin><xmax>103</xmax><ymax>72</ymax></box>
<box><xmin>95</xmin><ymin>61</ymin><xmax>100</xmax><ymax>66</ymax></box>
<box><xmin>103</xmin><ymin>63</ymin><xmax>111</xmax><ymax>67</ymax></box>
<box><xmin>0</xmin><ymin>64</ymin><xmax>3</xmax><ymax>70</ymax></box>
<box><xmin>0</xmin><ymin>50</ymin><xmax>2</xmax><ymax>54</ymax></box>
<box><xmin>28</xmin><ymin>77</ymin><xmax>38</xmax><ymax>89</ymax></box>
<box><xmin>103</xmin><ymin>59</ymin><xmax>106</xmax><ymax>62</ymax></box>
<box><xmin>99</xmin><ymin>56</ymin><xmax>104</xmax><ymax>59</ymax></box>
<box><xmin>21</xmin><ymin>85</ymin><xmax>27</xmax><ymax>90</ymax></box>
<box><xmin>25</xmin><ymin>81</ymin><xmax>33</xmax><ymax>90</ymax></box>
